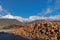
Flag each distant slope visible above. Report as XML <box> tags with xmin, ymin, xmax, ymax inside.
<box><xmin>0</xmin><ymin>18</ymin><xmax>23</xmax><ymax>27</ymax></box>
<box><xmin>26</xmin><ymin>19</ymin><xmax>60</xmax><ymax>24</ymax></box>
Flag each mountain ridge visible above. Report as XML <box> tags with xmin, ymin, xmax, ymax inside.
<box><xmin>0</xmin><ymin>18</ymin><xmax>24</xmax><ymax>27</ymax></box>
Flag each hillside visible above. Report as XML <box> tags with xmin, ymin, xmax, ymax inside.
<box><xmin>0</xmin><ymin>18</ymin><xmax>23</xmax><ymax>26</ymax></box>
<box><xmin>0</xmin><ymin>18</ymin><xmax>24</xmax><ymax>29</ymax></box>
<box><xmin>12</xmin><ymin>20</ymin><xmax>60</xmax><ymax>40</ymax></box>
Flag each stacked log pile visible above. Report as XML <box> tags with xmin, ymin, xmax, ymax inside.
<box><xmin>12</xmin><ymin>21</ymin><xmax>60</xmax><ymax>40</ymax></box>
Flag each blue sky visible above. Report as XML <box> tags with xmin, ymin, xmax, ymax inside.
<box><xmin>0</xmin><ymin>0</ymin><xmax>60</xmax><ymax>18</ymax></box>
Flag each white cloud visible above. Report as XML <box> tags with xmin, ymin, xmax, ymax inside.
<box><xmin>0</xmin><ymin>5</ymin><xmax>10</xmax><ymax>15</ymax></box>
<box><xmin>38</xmin><ymin>8</ymin><xmax>52</xmax><ymax>16</ymax></box>
<box><xmin>55</xmin><ymin>0</ymin><xmax>60</xmax><ymax>9</ymax></box>
<box><xmin>0</xmin><ymin>5</ymin><xmax>3</xmax><ymax>12</ymax></box>
<box><xmin>1</xmin><ymin>14</ymin><xmax>14</xmax><ymax>19</ymax></box>
<box><xmin>45</xmin><ymin>8</ymin><xmax>52</xmax><ymax>14</ymax></box>
<box><xmin>47</xmin><ymin>0</ymin><xmax>60</xmax><ymax>9</ymax></box>
<box><xmin>38</xmin><ymin>0</ymin><xmax>60</xmax><ymax>16</ymax></box>
<box><xmin>48</xmin><ymin>15</ymin><xmax>60</xmax><ymax>20</ymax></box>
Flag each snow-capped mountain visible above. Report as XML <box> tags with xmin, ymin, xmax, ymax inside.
<box><xmin>0</xmin><ymin>14</ymin><xmax>60</xmax><ymax>23</ymax></box>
